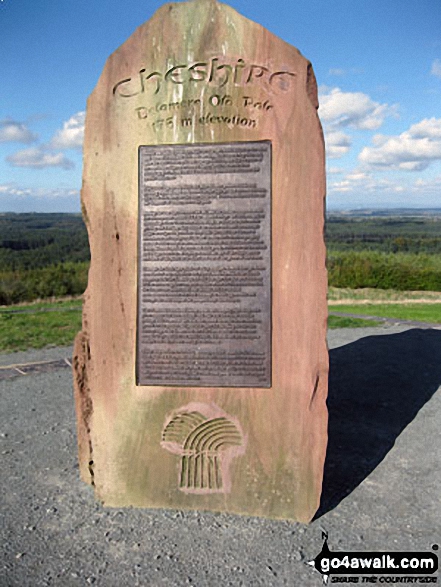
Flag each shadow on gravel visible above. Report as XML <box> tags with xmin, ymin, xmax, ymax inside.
<box><xmin>315</xmin><ymin>328</ymin><xmax>441</xmax><ymax>519</ymax></box>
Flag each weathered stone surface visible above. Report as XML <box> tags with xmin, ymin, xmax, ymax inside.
<box><xmin>73</xmin><ymin>0</ymin><xmax>328</xmax><ymax>522</ymax></box>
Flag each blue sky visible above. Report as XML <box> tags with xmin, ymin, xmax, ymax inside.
<box><xmin>0</xmin><ymin>0</ymin><xmax>440</xmax><ymax>212</ymax></box>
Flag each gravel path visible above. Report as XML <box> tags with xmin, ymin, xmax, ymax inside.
<box><xmin>1</xmin><ymin>325</ymin><xmax>440</xmax><ymax>586</ymax></box>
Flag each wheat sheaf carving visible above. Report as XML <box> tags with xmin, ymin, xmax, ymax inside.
<box><xmin>161</xmin><ymin>409</ymin><xmax>244</xmax><ymax>493</ymax></box>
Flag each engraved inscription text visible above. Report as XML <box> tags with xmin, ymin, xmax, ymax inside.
<box><xmin>137</xmin><ymin>142</ymin><xmax>271</xmax><ymax>387</ymax></box>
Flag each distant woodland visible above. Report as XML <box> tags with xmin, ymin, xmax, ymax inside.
<box><xmin>0</xmin><ymin>214</ymin><xmax>89</xmax><ymax>305</ymax></box>
<box><xmin>326</xmin><ymin>214</ymin><xmax>441</xmax><ymax>291</ymax></box>
<box><xmin>0</xmin><ymin>212</ymin><xmax>440</xmax><ymax>304</ymax></box>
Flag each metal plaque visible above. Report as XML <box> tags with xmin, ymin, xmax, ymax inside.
<box><xmin>137</xmin><ymin>141</ymin><xmax>271</xmax><ymax>388</ymax></box>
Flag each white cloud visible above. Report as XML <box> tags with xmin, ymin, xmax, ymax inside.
<box><xmin>329</xmin><ymin>68</ymin><xmax>345</xmax><ymax>76</ymax></box>
<box><xmin>408</xmin><ymin>117</ymin><xmax>441</xmax><ymax>139</ymax></box>
<box><xmin>0</xmin><ymin>184</ymin><xmax>80</xmax><ymax>211</ymax></box>
<box><xmin>328</xmin><ymin>68</ymin><xmax>364</xmax><ymax>77</ymax></box>
<box><xmin>431</xmin><ymin>59</ymin><xmax>441</xmax><ymax>78</ymax></box>
<box><xmin>49</xmin><ymin>111</ymin><xmax>85</xmax><ymax>149</ymax></box>
<box><xmin>346</xmin><ymin>171</ymin><xmax>369</xmax><ymax>181</ymax></box>
<box><xmin>6</xmin><ymin>147</ymin><xmax>75</xmax><ymax>170</ymax></box>
<box><xmin>328</xmin><ymin>169</ymin><xmax>408</xmax><ymax>195</ymax></box>
<box><xmin>324</xmin><ymin>129</ymin><xmax>351</xmax><ymax>159</ymax></box>
<box><xmin>412</xmin><ymin>175</ymin><xmax>441</xmax><ymax>193</ymax></box>
<box><xmin>0</xmin><ymin>119</ymin><xmax>37</xmax><ymax>143</ymax></box>
<box><xmin>0</xmin><ymin>183</ymin><xmax>79</xmax><ymax>199</ymax></box>
<box><xmin>359</xmin><ymin>117</ymin><xmax>441</xmax><ymax>171</ymax></box>
<box><xmin>3</xmin><ymin>111</ymin><xmax>84</xmax><ymax>171</ymax></box>
<box><xmin>327</xmin><ymin>167</ymin><xmax>345</xmax><ymax>174</ymax></box>
<box><xmin>319</xmin><ymin>87</ymin><xmax>396</xmax><ymax>130</ymax></box>
<box><xmin>371</xmin><ymin>134</ymin><xmax>389</xmax><ymax>146</ymax></box>
<box><xmin>327</xmin><ymin>169</ymin><xmax>441</xmax><ymax>208</ymax></box>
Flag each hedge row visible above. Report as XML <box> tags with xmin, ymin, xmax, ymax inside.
<box><xmin>0</xmin><ymin>262</ymin><xmax>89</xmax><ymax>305</ymax></box>
<box><xmin>327</xmin><ymin>251</ymin><xmax>441</xmax><ymax>291</ymax></box>
<box><xmin>1</xmin><ymin>252</ymin><xmax>440</xmax><ymax>306</ymax></box>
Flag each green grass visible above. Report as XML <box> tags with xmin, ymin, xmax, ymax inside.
<box><xmin>0</xmin><ymin>307</ymin><xmax>82</xmax><ymax>352</ymax></box>
<box><xmin>331</xmin><ymin>303</ymin><xmax>441</xmax><ymax>323</ymax></box>
<box><xmin>1</xmin><ymin>298</ymin><xmax>439</xmax><ymax>354</ymax></box>
<box><xmin>0</xmin><ymin>299</ymin><xmax>380</xmax><ymax>353</ymax></box>
<box><xmin>328</xmin><ymin>315</ymin><xmax>380</xmax><ymax>329</ymax></box>
<box><xmin>328</xmin><ymin>286</ymin><xmax>441</xmax><ymax>302</ymax></box>
<box><xmin>0</xmin><ymin>297</ymin><xmax>82</xmax><ymax>314</ymax></box>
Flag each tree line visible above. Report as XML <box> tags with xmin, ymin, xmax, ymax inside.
<box><xmin>325</xmin><ymin>216</ymin><xmax>441</xmax><ymax>255</ymax></box>
<box><xmin>0</xmin><ymin>213</ymin><xmax>440</xmax><ymax>305</ymax></box>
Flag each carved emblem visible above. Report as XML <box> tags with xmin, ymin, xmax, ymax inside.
<box><xmin>161</xmin><ymin>403</ymin><xmax>245</xmax><ymax>494</ymax></box>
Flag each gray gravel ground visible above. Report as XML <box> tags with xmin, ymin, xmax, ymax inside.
<box><xmin>1</xmin><ymin>325</ymin><xmax>440</xmax><ymax>586</ymax></box>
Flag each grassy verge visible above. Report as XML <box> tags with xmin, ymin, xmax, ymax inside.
<box><xmin>0</xmin><ymin>297</ymin><xmax>82</xmax><ymax>313</ymax></box>
<box><xmin>0</xmin><ymin>308</ymin><xmax>82</xmax><ymax>352</ymax></box>
<box><xmin>328</xmin><ymin>315</ymin><xmax>380</xmax><ymax>329</ymax></box>
<box><xmin>330</xmin><ymin>303</ymin><xmax>441</xmax><ymax>323</ymax></box>
<box><xmin>328</xmin><ymin>287</ymin><xmax>441</xmax><ymax>303</ymax></box>
<box><xmin>0</xmin><ymin>299</ymin><xmax>380</xmax><ymax>353</ymax></box>
<box><xmin>1</xmin><ymin>296</ymin><xmax>439</xmax><ymax>354</ymax></box>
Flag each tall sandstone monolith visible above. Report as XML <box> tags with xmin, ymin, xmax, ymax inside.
<box><xmin>73</xmin><ymin>0</ymin><xmax>328</xmax><ymax>522</ymax></box>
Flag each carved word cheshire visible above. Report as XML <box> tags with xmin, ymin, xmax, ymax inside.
<box><xmin>113</xmin><ymin>57</ymin><xmax>296</xmax><ymax>98</ymax></box>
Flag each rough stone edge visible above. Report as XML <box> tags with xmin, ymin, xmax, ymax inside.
<box><xmin>72</xmin><ymin>330</ymin><xmax>94</xmax><ymax>485</ymax></box>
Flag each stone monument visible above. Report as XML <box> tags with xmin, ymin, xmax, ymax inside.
<box><xmin>73</xmin><ymin>0</ymin><xmax>328</xmax><ymax>522</ymax></box>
